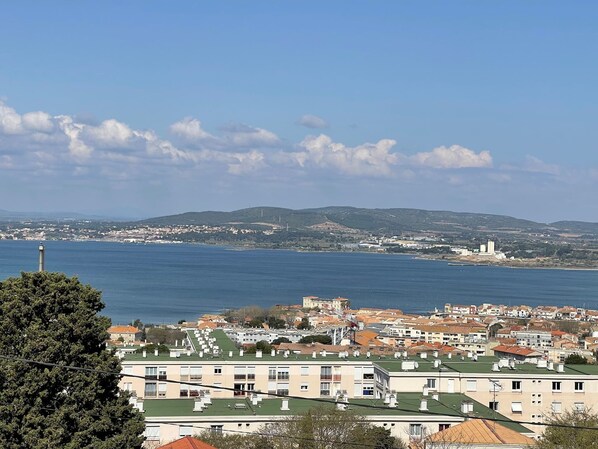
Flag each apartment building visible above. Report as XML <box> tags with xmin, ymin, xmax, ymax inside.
<box><xmin>302</xmin><ymin>295</ymin><xmax>350</xmax><ymax>311</ymax></box>
<box><xmin>117</xmin><ymin>328</ymin><xmax>598</xmax><ymax>444</ymax></box>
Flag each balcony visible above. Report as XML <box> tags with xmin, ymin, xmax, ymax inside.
<box><xmin>333</xmin><ymin>375</ymin><xmax>342</xmax><ymax>382</ymax></box>
<box><xmin>320</xmin><ymin>374</ymin><xmax>332</xmax><ymax>380</ymax></box>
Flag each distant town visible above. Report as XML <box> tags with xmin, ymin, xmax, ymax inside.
<box><xmin>106</xmin><ymin>294</ymin><xmax>598</xmax><ymax>446</ymax></box>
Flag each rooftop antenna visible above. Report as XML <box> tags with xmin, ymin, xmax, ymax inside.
<box><xmin>38</xmin><ymin>243</ymin><xmax>45</xmax><ymax>272</ymax></box>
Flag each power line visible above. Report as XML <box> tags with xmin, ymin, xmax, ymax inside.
<box><xmin>2</xmin><ymin>353</ymin><xmax>598</xmax><ymax>432</ymax></box>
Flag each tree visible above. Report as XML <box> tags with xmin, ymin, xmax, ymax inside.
<box><xmin>299</xmin><ymin>335</ymin><xmax>332</xmax><ymax>345</ymax></box>
<box><xmin>0</xmin><ymin>272</ymin><xmax>145</xmax><ymax>449</ymax></box>
<box><xmin>536</xmin><ymin>409</ymin><xmax>598</xmax><ymax>448</ymax></box>
<box><xmin>564</xmin><ymin>353</ymin><xmax>588</xmax><ymax>365</ymax></box>
<box><xmin>297</xmin><ymin>317</ymin><xmax>312</xmax><ymax>330</ymax></box>
<box><xmin>260</xmin><ymin>406</ymin><xmax>406</xmax><ymax>449</ymax></box>
<box><xmin>272</xmin><ymin>337</ymin><xmax>291</xmax><ymax>345</ymax></box>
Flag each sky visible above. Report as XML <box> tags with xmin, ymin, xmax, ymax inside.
<box><xmin>1</xmin><ymin>1</ymin><xmax>597</xmax><ymax>222</ymax></box>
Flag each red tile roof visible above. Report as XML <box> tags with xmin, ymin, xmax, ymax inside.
<box><xmin>156</xmin><ymin>436</ymin><xmax>217</xmax><ymax>449</ymax></box>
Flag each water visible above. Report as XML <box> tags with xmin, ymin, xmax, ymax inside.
<box><xmin>1</xmin><ymin>240</ymin><xmax>597</xmax><ymax>324</ymax></box>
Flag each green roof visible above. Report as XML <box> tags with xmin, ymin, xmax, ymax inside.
<box><xmin>143</xmin><ymin>394</ymin><xmax>529</xmax><ymax>433</ymax></box>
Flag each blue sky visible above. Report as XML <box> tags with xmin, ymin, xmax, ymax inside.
<box><xmin>1</xmin><ymin>1</ymin><xmax>597</xmax><ymax>221</ymax></box>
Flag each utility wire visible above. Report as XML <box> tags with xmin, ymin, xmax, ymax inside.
<box><xmin>2</xmin><ymin>354</ymin><xmax>598</xmax><ymax>432</ymax></box>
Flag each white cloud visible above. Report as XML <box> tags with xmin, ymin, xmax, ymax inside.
<box><xmin>222</xmin><ymin>123</ymin><xmax>280</xmax><ymax>147</ymax></box>
<box><xmin>0</xmin><ymin>101</ymin><xmax>23</xmax><ymax>134</ymax></box>
<box><xmin>410</xmin><ymin>145</ymin><xmax>493</xmax><ymax>169</ymax></box>
<box><xmin>83</xmin><ymin>119</ymin><xmax>134</xmax><ymax>148</ymax></box>
<box><xmin>22</xmin><ymin>111</ymin><xmax>54</xmax><ymax>132</ymax></box>
<box><xmin>170</xmin><ymin>117</ymin><xmax>213</xmax><ymax>141</ymax></box>
<box><xmin>296</xmin><ymin>114</ymin><xmax>329</xmax><ymax>129</ymax></box>
<box><xmin>522</xmin><ymin>156</ymin><xmax>560</xmax><ymax>175</ymax></box>
<box><xmin>288</xmin><ymin>134</ymin><xmax>398</xmax><ymax>176</ymax></box>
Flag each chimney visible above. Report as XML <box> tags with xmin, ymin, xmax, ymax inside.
<box><xmin>38</xmin><ymin>244</ymin><xmax>45</xmax><ymax>272</ymax></box>
<box><xmin>193</xmin><ymin>397</ymin><xmax>204</xmax><ymax>412</ymax></box>
<box><xmin>142</xmin><ymin>350</ymin><xmax>147</xmax><ymax>358</ymax></box>
<box><xmin>199</xmin><ymin>351</ymin><xmax>204</xmax><ymax>358</ymax></box>
<box><xmin>239</xmin><ymin>349</ymin><xmax>244</xmax><ymax>357</ymax></box>
<box><xmin>434</xmin><ymin>359</ymin><xmax>441</xmax><ymax>368</ymax></box>
<box><xmin>256</xmin><ymin>350</ymin><xmax>263</xmax><ymax>358</ymax></box>
<box><xmin>388</xmin><ymin>394</ymin><xmax>397</xmax><ymax>408</ymax></box>
<box><xmin>432</xmin><ymin>392</ymin><xmax>439</xmax><ymax>401</ymax></box>
<box><xmin>492</xmin><ymin>362</ymin><xmax>500</xmax><ymax>372</ymax></box>
<box><xmin>312</xmin><ymin>351</ymin><xmax>317</xmax><ymax>359</ymax></box>
<box><xmin>423</xmin><ymin>386</ymin><xmax>429</xmax><ymax>397</ymax></box>
<box><xmin>228</xmin><ymin>351</ymin><xmax>233</xmax><ymax>357</ymax></box>
<box><xmin>281</xmin><ymin>399</ymin><xmax>290</xmax><ymax>411</ymax></box>
<box><xmin>447</xmin><ymin>353</ymin><xmax>452</xmax><ymax>359</ymax></box>
<box><xmin>383</xmin><ymin>393</ymin><xmax>390</xmax><ymax>404</ymax></box>
<box><xmin>557</xmin><ymin>363</ymin><xmax>564</xmax><ymax>372</ymax></box>
<box><xmin>251</xmin><ymin>394</ymin><xmax>259</xmax><ymax>406</ymax></box>
<box><xmin>420</xmin><ymin>352</ymin><xmax>428</xmax><ymax>359</ymax></box>
<box><xmin>433</xmin><ymin>351</ymin><xmax>439</xmax><ymax>358</ymax></box>
<box><xmin>548</xmin><ymin>361</ymin><xmax>554</xmax><ymax>370</ymax></box>
<box><xmin>366</xmin><ymin>351</ymin><xmax>371</xmax><ymax>358</ymax></box>
<box><xmin>154</xmin><ymin>349</ymin><xmax>159</xmax><ymax>357</ymax></box>
<box><xmin>203</xmin><ymin>391</ymin><xmax>212</xmax><ymax>405</ymax></box>
<box><xmin>419</xmin><ymin>398</ymin><xmax>428</xmax><ymax>411</ymax></box>
<box><xmin>271</xmin><ymin>349</ymin><xmax>276</xmax><ymax>357</ymax></box>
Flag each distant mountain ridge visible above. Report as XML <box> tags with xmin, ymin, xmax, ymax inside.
<box><xmin>138</xmin><ymin>206</ymin><xmax>598</xmax><ymax>235</ymax></box>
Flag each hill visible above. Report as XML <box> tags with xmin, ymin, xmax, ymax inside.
<box><xmin>139</xmin><ymin>206</ymin><xmax>551</xmax><ymax>235</ymax></box>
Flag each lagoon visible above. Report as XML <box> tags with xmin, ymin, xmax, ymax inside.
<box><xmin>1</xmin><ymin>240</ymin><xmax>597</xmax><ymax>324</ymax></box>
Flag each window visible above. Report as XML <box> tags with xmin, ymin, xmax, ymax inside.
<box><xmin>158</xmin><ymin>366</ymin><xmax>167</xmax><ymax>380</ymax></box>
<box><xmin>320</xmin><ymin>382</ymin><xmax>331</xmax><ymax>396</ymax></box>
<box><xmin>301</xmin><ymin>366</ymin><xmax>309</xmax><ymax>376</ymax></box>
<box><xmin>438</xmin><ymin>424</ymin><xmax>451</xmax><ymax>431</ymax></box>
<box><xmin>234</xmin><ymin>366</ymin><xmax>246</xmax><ymax>380</ymax></box>
<box><xmin>269</xmin><ymin>367</ymin><xmax>277</xmax><ymax>380</ymax></box>
<box><xmin>466</xmin><ymin>380</ymin><xmax>477</xmax><ymax>392</ymax></box>
<box><xmin>123</xmin><ymin>382</ymin><xmax>133</xmax><ymax>392</ymax></box>
<box><xmin>363</xmin><ymin>386</ymin><xmax>374</xmax><ymax>396</ymax></box>
<box><xmin>512</xmin><ymin>380</ymin><xmax>521</xmax><ymax>391</ymax></box>
<box><xmin>552</xmin><ymin>381</ymin><xmax>562</xmax><ymax>392</ymax></box>
<box><xmin>123</xmin><ymin>365</ymin><xmax>133</xmax><ymax>376</ymax></box>
<box><xmin>276</xmin><ymin>383</ymin><xmax>289</xmax><ymax>396</ymax></box>
<box><xmin>511</xmin><ymin>402</ymin><xmax>523</xmax><ymax>413</ymax></box>
<box><xmin>489</xmin><ymin>401</ymin><xmax>499</xmax><ymax>411</ymax></box>
<box><xmin>575</xmin><ymin>381</ymin><xmax>584</xmax><ymax>392</ymax></box>
<box><xmin>210</xmin><ymin>425</ymin><xmax>223</xmax><ymax>433</ymax></box>
<box><xmin>301</xmin><ymin>384</ymin><xmax>308</xmax><ymax>391</ymax></box>
<box><xmin>145</xmin><ymin>366</ymin><xmax>157</xmax><ymax>380</ymax></box>
<box><xmin>363</xmin><ymin>366</ymin><xmax>374</xmax><ymax>380</ymax></box>
<box><xmin>190</xmin><ymin>366</ymin><xmax>202</xmax><ymax>380</ymax></box>
<box><xmin>144</xmin><ymin>382</ymin><xmax>157</xmax><ymax>398</ymax></box>
<box><xmin>179</xmin><ymin>425</ymin><xmax>193</xmax><ymax>437</ymax></box>
<box><xmin>247</xmin><ymin>366</ymin><xmax>256</xmax><ymax>380</ymax></box>
<box><xmin>551</xmin><ymin>402</ymin><xmax>562</xmax><ymax>413</ymax></box>
<box><xmin>214</xmin><ymin>366</ymin><xmax>222</xmax><ymax>375</ymax></box>
<box><xmin>426</xmin><ymin>378</ymin><xmax>437</xmax><ymax>389</ymax></box>
<box><xmin>145</xmin><ymin>425</ymin><xmax>160</xmax><ymax>441</ymax></box>
<box><xmin>321</xmin><ymin>366</ymin><xmax>332</xmax><ymax>380</ymax></box>
<box><xmin>180</xmin><ymin>366</ymin><xmax>190</xmax><ymax>381</ymax></box>
<box><xmin>278</xmin><ymin>367</ymin><xmax>290</xmax><ymax>381</ymax></box>
<box><xmin>409</xmin><ymin>424</ymin><xmax>422</xmax><ymax>438</ymax></box>
<box><xmin>158</xmin><ymin>382</ymin><xmax>167</xmax><ymax>397</ymax></box>
<box><xmin>180</xmin><ymin>384</ymin><xmax>189</xmax><ymax>397</ymax></box>
<box><xmin>574</xmin><ymin>402</ymin><xmax>585</xmax><ymax>412</ymax></box>
<box><xmin>234</xmin><ymin>383</ymin><xmax>245</xmax><ymax>396</ymax></box>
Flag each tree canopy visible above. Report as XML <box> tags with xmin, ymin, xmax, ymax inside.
<box><xmin>536</xmin><ymin>409</ymin><xmax>598</xmax><ymax>448</ymax></box>
<box><xmin>0</xmin><ymin>272</ymin><xmax>145</xmax><ymax>449</ymax></box>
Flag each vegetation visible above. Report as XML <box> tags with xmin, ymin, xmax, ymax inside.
<box><xmin>299</xmin><ymin>335</ymin><xmax>333</xmax><ymax>345</ymax></box>
<box><xmin>564</xmin><ymin>353</ymin><xmax>588</xmax><ymax>365</ymax></box>
<box><xmin>536</xmin><ymin>409</ymin><xmax>598</xmax><ymax>448</ymax></box>
<box><xmin>198</xmin><ymin>406</ymin><xmax>406</xmax><ymax>449</ymax></box>
<box><xmin>0</xmin><ymin>272</ymin><xmax>145</xmax><ymax>449</ymax></box>
<box><xmin>145</xmin><ymin>326</ymin><xmax>186</xmax><ymax>345</ymax></box>
<box><xmin>135</xmin><ymin>343</ymin><xmax>170</xmax><ymax>354</ymax></box>
<box><xmin>297</xmin><ymin>317</ymin><xmax>312</xmax><ymax>330</ymax></box>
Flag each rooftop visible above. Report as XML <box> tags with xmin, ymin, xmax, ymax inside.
<box><xmin>143</xmin><ymin>394</ymin><xmax>529</xmax><ymax>433</ymax></box>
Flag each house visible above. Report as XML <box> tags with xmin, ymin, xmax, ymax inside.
<box><xmin>491</xmin><ymin>344</ymin><xmax>544</xmax><ymax>362</ymax></box>
<box><xmin>155</xmin><ymin>436</ymin><xmax>217</xmax><ymax>449</ymax></box>
<box><xmin>107</xmin><ymin>325</ymin><xmax>142</xmax><ymax>344</ymax></box>
<box><xmin>417</xmin><ymin>418</ymin><xmax>536</xmax><ymax>448</ymax></box>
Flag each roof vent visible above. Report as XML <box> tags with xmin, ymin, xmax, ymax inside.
<box><xmin>281</xmin><ymin>399</ymin><xmax>290</xmax><ymax>411</ymax></box>
<box><xmin>419</xmin><ymin>398</ymin><xmax>428</xmax><ymax>411</ymax></box>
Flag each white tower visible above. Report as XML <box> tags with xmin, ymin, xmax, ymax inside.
<box><xmin>487</xmin><ymin>240</ymin><xmax>495</xmax><ymax>255</ymax></box>
<box><xmin>38</xmin><ymin>244</ymin><xmax>45</xmax><ymax>272</ymax></box>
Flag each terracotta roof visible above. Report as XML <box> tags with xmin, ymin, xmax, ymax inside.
<box><xmin>156</xmin><ymin>436</ymin><xmax>218</xmax><ymax>449</ymax></box>
<box><xmin>427</xmin><ymin>419</ymin><xmax>535</xmax><ymax>446</ymax></box>
<box><xmin>107</xmin><ymin>325</ymin><xmax>140</xmax><ymax>334</ymax></box>
<box><xmin>493</xmin><ymin>344</ymin><xmax>542</xmax><ymax>357</ymax></box>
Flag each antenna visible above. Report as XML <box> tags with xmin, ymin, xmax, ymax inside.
<box><xmin>38</xmin><ymin>243</ymin><xmax>45</xmax><ymax>272</ymax></box>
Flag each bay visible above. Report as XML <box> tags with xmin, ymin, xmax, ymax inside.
<box><xmin>0</xmin><ymin>240</ymin><xmax>597</xmax><ymax>325</ymax></box>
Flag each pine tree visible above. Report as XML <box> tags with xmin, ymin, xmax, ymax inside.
<box><xmin>0</xmin><ymin>272</ymin><xmax>145</xmax><ymax>449</ymax></box>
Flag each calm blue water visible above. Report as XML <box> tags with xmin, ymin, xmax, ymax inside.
<box><xmin>1</xmin><ymin>240</ymin><xmax>597</xmax><ymax>324</ymax></box>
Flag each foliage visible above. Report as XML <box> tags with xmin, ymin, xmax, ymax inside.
<box><xmin>135</xmin><ymin>343</ymin><xmax>170</xmax><ymax>354</ymax></box>
<box><xmin>259</xmin><ymin>406</ymin><xmax>406</xmax><ymax>449</ymax></box>
<box><xmin>0</xmin><ymin>272</ymin><xmax>145</xmax><ymax>449</ymax></box>
<box><xmin>299</xmin><ymin>335</ymin><xmax>333</xmax><ymax>345</ymax></box>
<box><xmin>197</xmin><ymin>431</ymin><xmax>268</xmax><ymax>449</ymax></box>
<box><xmin>272</xmin><ymin>337</ymin><xmax>292</xmax><ymax>345</ymax></box>
<box><xmin>564</xmin><ymin>353</ymin><xmax>588</xmax><ymax>365</ymax></box>
<box><xmin>145</xmin><ymin>326</ymin><xmax>186</xmax><ymax>345</ymax></box>
<box><xmin>267</xmin><ymin>316</ymin><xmax>287</xmax><ymax>329</ymax></box>
<box><xmin>536</xmin><ymin>409</ymin><xmax>598</xmax><ymax>448</ymax></box>
<box><xmin>297</xmin><ymin>317</ymin><xmax>312</xmax><ymax>330</ymax></box>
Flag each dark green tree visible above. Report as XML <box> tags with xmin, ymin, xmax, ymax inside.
<box><xmin>299</xmin><ymin>335</ymin><xmax>332</xmax><ymax>345</ymax></box>
<box><xmin>564</xmin><ymin>353</ymin><xmax>588</xmax><ymax>365</ymax></box>
<box><xmin>0</xmin><ymin>272</ymin><xmax>145</xmax><ymax>449</ymax></box>
<box><xmin>297</xmin><ymin>317</ymin><xmax>312</xmax><ymax>330</ymax></box>
<box><xmin>272</xmin><ymin>337</ymin><xmax>291</xmax><ymax>345</ymax></box>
